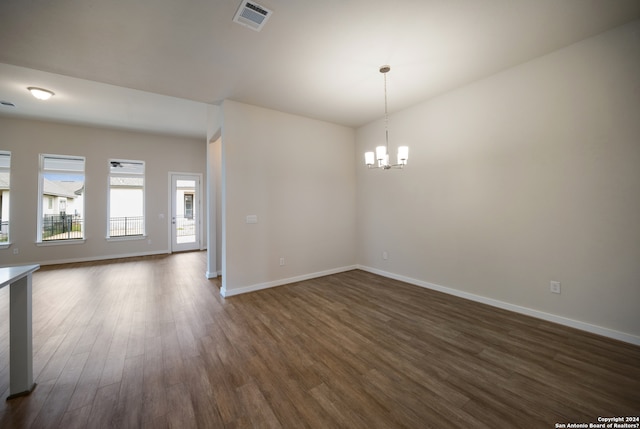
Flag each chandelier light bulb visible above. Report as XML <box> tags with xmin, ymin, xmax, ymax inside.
<box><xmin>397</xmin><ymin>146</ymin><xmax>409</xmax><ymax>165</ymax></box>
<box><xmin>364</xmin><ymin>151</ymin><xmax>375</xmax><ymax>166</ymax></box>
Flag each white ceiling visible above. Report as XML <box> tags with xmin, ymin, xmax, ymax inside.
<box><xmin>1</xmin><ymin>0</ymin><xmax>639</xmax><ymax>139</ymax></box>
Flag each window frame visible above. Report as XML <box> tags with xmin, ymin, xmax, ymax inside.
<box><xmin>0</xmin><ymin>150</ymin><xmax>11</xmax><ymax>248</ymax></box>
<box><xmin>106</xmin><ymin>159</ymin><xmax>146</xmax><ymax>241</ymax></box>
<box><xmin>37</xmin><ymin>153</ymin><xmax>86</xmax><ymax>245</ymax></box>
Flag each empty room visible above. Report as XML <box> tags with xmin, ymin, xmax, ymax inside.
<box><xmin>1</xmin><ymin>0</ymin><xmax>639</xmax><ymax>428</ymax></box>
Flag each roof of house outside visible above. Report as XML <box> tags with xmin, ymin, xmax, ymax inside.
<box><xmin>0</xmin><ymin>172</ymin><xmax>8</xmax><ymax>190</ymax></box>
<box><xmin>0</xmin><ymin>176</ymin><xmax>85</xmax><ymax>195</ymax></box>
<box><xmin>43</xmin><ymin>179</ymin><xmax>84</xmax><ymax>198</ymax></box>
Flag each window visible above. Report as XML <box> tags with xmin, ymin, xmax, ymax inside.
<box><xmin>184</xmin><ymin>194</ymin><xmax>194</xmax><ymax>219</ymax></box>
<box><xmin>0</xmin><ymin>151</ymin><xmax>10</xmax><ymax>244</ymax></box>
<box><xmin>108</xmin><ymin>160</ymin><xmax>145</xmax><ymax>238</ymax></box>
<box><xmin>38</xmin><ymin>154</ymin><xmax>85</xmax><ymax>242</ymax></box>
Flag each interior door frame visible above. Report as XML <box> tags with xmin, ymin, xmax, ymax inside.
<box><xmin>168</xmin><ymin>172</ymin><xmax>203</xmax><ymax>253</ymax></box>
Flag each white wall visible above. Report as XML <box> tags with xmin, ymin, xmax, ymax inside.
<box><xmin>207</xmin><ymin>136</ymin><xmax>222</xmax><ymax>277</ymax></box>
<box><xmin>206</xmin><ymin>105</ymin><xmax>221</xmax><ymax>276</ymax></box>
<box><xmin>221</xmin><ymin>100</ymin><xmax>356</xmax><ymax>295</ymax></box>
<box><xmin>356</xmin><ymin>21</ymin><xmax>640</xmax><ymax>341</ymax></box>
<box><xmin>0</xmin><ymin>117</ymin><xmax>206</xmax><ymax>265</ymax></box>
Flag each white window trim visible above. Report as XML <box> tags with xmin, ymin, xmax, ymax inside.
<box><xmin>37</xmin><ymin>153</ymin><xmax>86</xmax><ymax>244</ymax></box>
<box><xmin>0</xmin><ymin>150</ymin><xmax>11</xmax><ymax>246</ymax></box>
<box><xmin>105</xmin><ymin>234</ymin><xmax>147</xmax><ymax>242</ymax></box>
<box><xmin>36</xmin><ymin>239</ymin><xmax>86</xmax><ymax>247</ymax></box>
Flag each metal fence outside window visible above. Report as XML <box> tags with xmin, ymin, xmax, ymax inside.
<box><xmin>175</xmin><ymin>215</ymin><xmax>196</xmax><ymax>237</ymax></box>
<box><xmin>42</xmin><ymin>214</ymin><xmax>83</xmax><ymax>240</ymax></box>
<box><xmin>109</xmin><ymin>216</ymin><xmax>144</xmax><ymax>237</ymax></box>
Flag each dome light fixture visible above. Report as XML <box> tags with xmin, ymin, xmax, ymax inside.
<box><xmin>28</xmin><ymin>87</ymin><xmax>55</xmax><ymax>100</ymax></box>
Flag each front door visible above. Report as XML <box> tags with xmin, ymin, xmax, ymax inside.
<box><xmin>170</xmin><ymin>173</ymin><xmax>201</xmax><ymax>252</ymax></box>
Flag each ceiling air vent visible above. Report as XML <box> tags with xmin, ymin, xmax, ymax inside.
<box><xmin>233</xmin><ymin>1</ymin><xmax>272</xmax><ymax>32</ymax></box>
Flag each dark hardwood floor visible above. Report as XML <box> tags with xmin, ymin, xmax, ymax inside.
<box><xmin>1</xmin><ymin>251</ymin><xmax>638</xmax><ymax>428</ymax></box>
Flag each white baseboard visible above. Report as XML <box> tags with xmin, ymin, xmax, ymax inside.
<box><xmin>36</xmin><ymin>250</ymin><xmax>171</xmax><ymax>266</ymax></box>
<box><xmin>205</xmin><ymin>270</ymin><xmax>220</xmax><ymax>279</ymax></box>
<box><xmin>220</xmin><ymin>265</ymin><xmax>358</xmax><ymax>298</ymax></box>
<box><xmin>358</xmin><ymin>265</ymin><xmax>640</xmax><ymax>346</ymax></box>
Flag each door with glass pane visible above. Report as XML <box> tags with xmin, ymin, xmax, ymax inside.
<box><xmin>170</xmin><ymin>173</ymin><xmax>201</xmax><ymax>252</ymax></box>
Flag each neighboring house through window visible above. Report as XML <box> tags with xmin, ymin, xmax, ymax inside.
<box><xmin>0</xmin><ymin>151</ymin><xmax>10</xmax><ymax>244</ymax></box>
<box><xmin>38</xmin><ymin>154</ymin><xmax>85</xmax><ymax>242</ymax></box>
<box><xmin>108</xmin><ymin>159</ymin><xmax>145</xmax><ymax>238</ymax></box>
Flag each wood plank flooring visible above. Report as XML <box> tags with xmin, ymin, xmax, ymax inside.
<box><xmin>1</xmin><ymin>251</ymin><xmax>639</xmax><ymax>428</ymax></box>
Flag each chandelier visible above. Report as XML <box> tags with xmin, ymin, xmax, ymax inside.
<box><xmin>364</xmin><ymin>65</ymin><xmax>408</xmax><ymax>169</ymax></box>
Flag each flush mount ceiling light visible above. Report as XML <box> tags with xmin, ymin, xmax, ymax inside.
<box><xmin>364</xmin><ymin>65</ymin><xmax>408</xmax><ymax>170</ymax></box>
<box><xmin>27</xmin><ymin>87</ymin><xmax>55</xmax><ymax>100</ymax></box>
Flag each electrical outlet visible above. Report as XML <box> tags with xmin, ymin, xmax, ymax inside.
<box><xmin>382</xmin><ymin>251</ymin><xmax>388</xmax><ymax>260</ymax></box>
<box><xmin>13</xmin><ymin>248</ymin><xmax>19</xmax><ymax>255</ymax></box>
<box><xmin>279</xmin><ymin>257</ymin><xmax>285</xmax><ymax>266</ymax></box>
<box><xmin>550</xmin><ymin>281</ymin><xmax>561</xmax><ymax>294</ymax></box>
